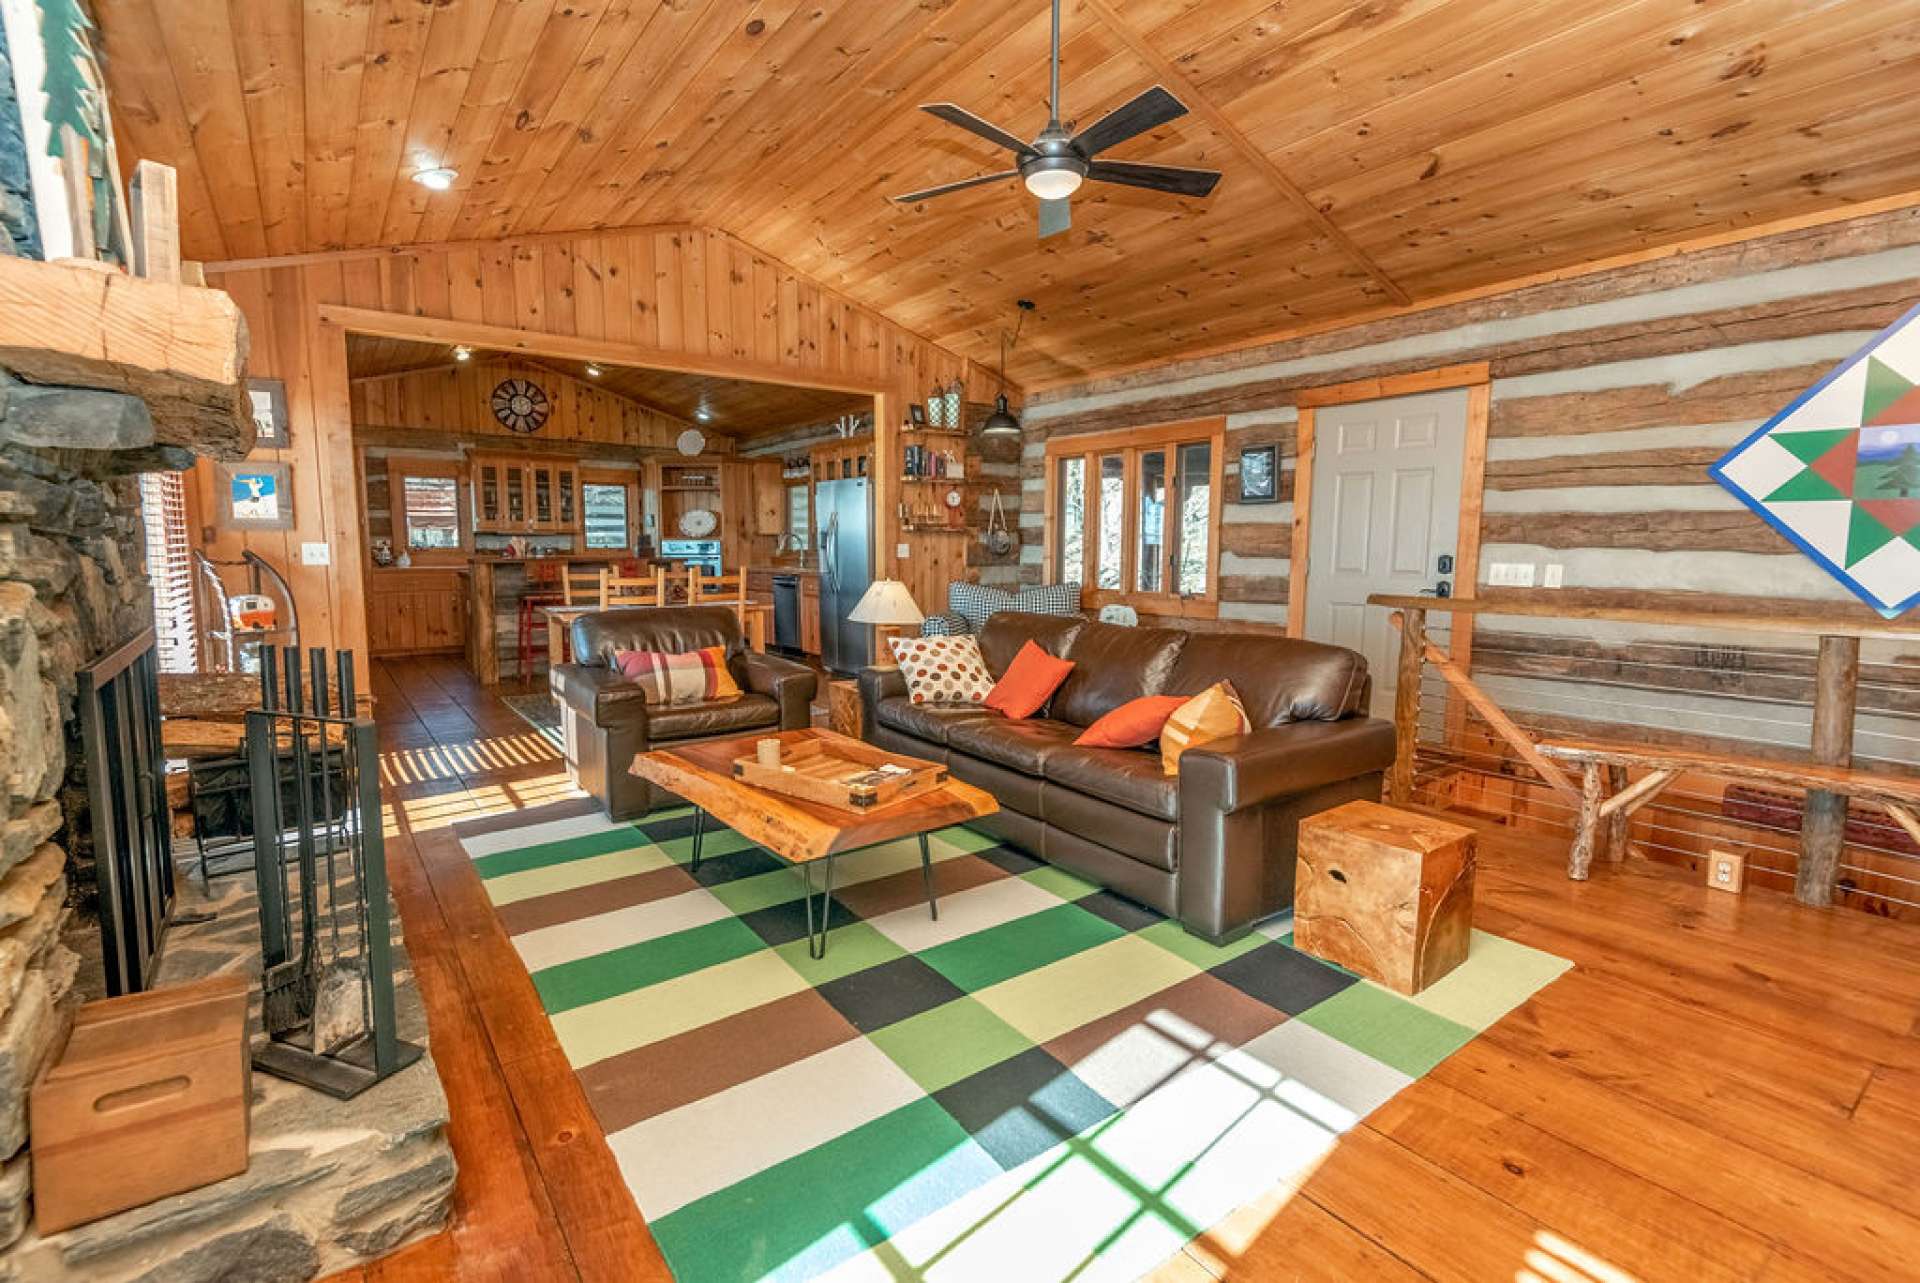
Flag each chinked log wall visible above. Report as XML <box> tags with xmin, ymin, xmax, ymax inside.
<box><xmin>1024</xmin><ymin>206</ymin><xmax>1920</xmax><ymax>915</ymax></box>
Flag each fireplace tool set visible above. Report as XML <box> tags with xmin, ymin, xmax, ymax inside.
<box><xmin>245</xmin><ymin>647</ymin><xmax>421</xmax><ymax>1098</ymax></box>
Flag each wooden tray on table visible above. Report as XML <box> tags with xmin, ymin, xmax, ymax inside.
<box><xmin>731</xmin><ymin>736</ymin><xmax>949</xmax><ymax>813</ymax></box>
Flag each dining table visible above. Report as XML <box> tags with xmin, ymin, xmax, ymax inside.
<box><xmin>538</xmin><ymin>600</ymin><xmax>774</xmax><ymax>668</ymax></box>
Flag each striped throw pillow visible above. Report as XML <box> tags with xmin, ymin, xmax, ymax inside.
<box><xmin>613</xmin><ymin>646</ymin><xmax>743</xmax><ymax>706</ymax></box>
<box><xmin>1160</xmin><ymin>681</ymin><xmax>1252</xmax><ymax>775</ymax></box>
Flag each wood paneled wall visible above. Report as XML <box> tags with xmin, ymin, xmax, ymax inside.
<box><xmin>201</xmin><ymin>225</ymin><xmax>979</xmax><ymax>674</ymax></box>
<box><xmin>351</xmin><ymin>358</ymin><xmax>684</xmax><ymax>449</ymax></box>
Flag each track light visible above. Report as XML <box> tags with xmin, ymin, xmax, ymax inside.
<box><xmin>584</xmin><ymin>362</ymin><xmax>602</xmax><ymax>378</ymax></box>
<box><xmin>452</xmin><ymin>345</ymin><xmax>472</xmax><ymax>362</ymax></box>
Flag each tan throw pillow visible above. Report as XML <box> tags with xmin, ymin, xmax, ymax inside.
<box><xmin>1160</xmin><ymin>681</ymin><xmax>1252</xmax><ymax>775</ymax></box>
<box><xmin>890</xmin><ymin>634</ymin><xmax>995</xmax><ymax>705</ymax></box>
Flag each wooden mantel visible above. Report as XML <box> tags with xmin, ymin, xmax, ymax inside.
<box><xmin>0</xmin><ymin>253</ymin><xmax>253</xmax><ymax>459</ymax></box>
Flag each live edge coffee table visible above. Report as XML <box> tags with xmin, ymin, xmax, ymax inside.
<box><xmin>631</xmin><ymin>728</ymin><xmax>998</xmax><ymax>959</ymax></box>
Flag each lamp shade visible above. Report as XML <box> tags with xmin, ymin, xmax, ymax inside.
<box><xmin>848</xmin><ymin>579</ymin><xmax>924</xmax><ymax>627</ymax></box>
<box><xmin>981</xmin><ymin>393</ymin><xmax>1021</xmax><ymax>437</ymax></box>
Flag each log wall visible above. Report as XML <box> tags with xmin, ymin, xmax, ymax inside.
<box><xmin>1025</xmin><ymin>204</ymin><xmax>1920</xmax><ymax>914</ymax></box>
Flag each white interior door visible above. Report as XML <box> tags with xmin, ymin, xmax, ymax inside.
<box><xmin>1303</xmin><ymin>387</ymin><xmax>1469</xmax><ymax>714</ymax></box>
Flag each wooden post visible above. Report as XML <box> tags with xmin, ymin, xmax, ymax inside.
<box><xmin>129</xmin><ymin>161</ymin><xmax>180</xmax><ymax>284</ymax></box>
<box><xmin>1569</xmin><ymin>761</ymin><xmax>1604</xmax><ymax>880</ymax></box>
<box><xmin>1605</xmin><ymin>763</ymin><xmax>1630</xmax><ymax>861</ymax></box>
<box><xmin>1798</xmin><ymin>633</ymin><xmax>1860</xmax><ymax>906</ymax></box>
<box><xmin>1390</xmin><ymin>607</ymin><xmax>1425</xmax><ymax>804</ymax></box>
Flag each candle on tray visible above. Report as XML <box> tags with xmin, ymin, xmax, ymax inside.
<box><xmin>756</xmin><ymin>738</ymin><xmax>781</xmax><ymax>767</ymax></box>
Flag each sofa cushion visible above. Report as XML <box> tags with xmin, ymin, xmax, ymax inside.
<box><xmin>985</xmin><ymin>641</ymin><xmax>1075</xmax><ymax>720</ymax></box>
<box><xmin>946</xmin><ymin>717</ymin><xmax>1081</xmax><ymax>776</ymax></box>
<box><xmin>1050</xmin><ymin>620</ymin><xmax>1190</xmax><ymax>727</ymax></box>
<box><xmin>1161</xmin><ymin>681</ymin><xmax>1253</xmax><ymax>775</ymax></box>
<box><xmin>614</xmin><ymin>645</ymin><xmax>742</xmax><ymax>705</ymax></box>
<box><xmin>1166</xmin><ymin>632</ymin><xmax>1371</xmax><ymax>727</ymax></box>
<box><xmin>977</xmin><ymin>612</ymin><xmax>1086</xmax><ymax>680</ymax></box>
<box><xmin>949</xmin><ymin>581</ymin><xmax>1082</xmax><ymax>632</ymax></box>
<box><xmin>1044</xmin><ymin>746</ymin><xmax>1178</xmax><ymax>821</ymax></box>
<box><xmin>874</xmin><ymin>697</ymin><xmax>1000</xmax><ymax>746</ymax></box>
<box><xmin>644</xmin><ymin>693</ymin><xmax>781</xmax><ymax>742</ymax></box>
<box><xmin>891</xmin><ymin>634</ymin><xmax>994</xmax><ymax>705</ymax></box>
<box><xmin>1042</xmin><ymin>786</ymin><xmax>1179</xmax><ymax>872</ymax></box>
<box><xmin>572</xmin><ymin>605</ymin><xmax>742</xmax><ymax>671</ymax></box>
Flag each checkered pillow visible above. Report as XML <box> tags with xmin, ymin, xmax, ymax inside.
<box><xmin>946</xmin><ymin>581</ymin><xmax>1083</xmax><ymax>632</ymax></box>
<box><xmin>889</xmin><ymin>635</ymin><xmax>994</xmax><ymax>705</ymax></box>
<box><xmin>613</xmin><ymin>646</ymin><xmax>742</xmax><ymax>706</ymax></box>
<box><xmin>920</xmin><ymin>612</ymin><xmax>970</xmax><ymax>637</ymax></box>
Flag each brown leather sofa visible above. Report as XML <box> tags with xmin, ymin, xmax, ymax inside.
<box><xmin>859</xmin><ymin>612</ymin><xmax>1393</xmax><ymax>943</ymax></box>
<box><xmin>551</xmin><ymin>606</ymin><xmax>817</xmax><ymax>819</ymax></box>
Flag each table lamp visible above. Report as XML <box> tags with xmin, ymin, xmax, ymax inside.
<box><xmin>849</xmin><ymin>579</ymin><xmax>924</xmax><ymax>670</ymax></box>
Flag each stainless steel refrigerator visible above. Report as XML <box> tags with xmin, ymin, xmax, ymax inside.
<box><xmin>816</xmin><ymin>477</ymin><xmax>874</xmax><ymax>673</ymax></box>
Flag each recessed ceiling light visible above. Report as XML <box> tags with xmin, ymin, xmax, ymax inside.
<box><xmin>695</xmin><ymin>407</ymin><xmax>712</xmax><ymax>422</ymax></box>
<box><xmin>412</xmin><ymin>166</ymin><xmax>457</xmax><ymax>191</ymax></box>
<box><xmin>584</xmin><ymin>362</ymin><xmax>602</xmax><ymax>378</ymax></box>
<box><xmin>452</xmin><ymin>344</ymin><xmax>472</xmax><ymax>362</ymax></box>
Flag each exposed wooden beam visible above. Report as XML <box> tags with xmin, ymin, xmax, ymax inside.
<box><xmin>1081</xmin><ymin>0</ymin><xmax>1412</xmax><ymax>309</ymax></box>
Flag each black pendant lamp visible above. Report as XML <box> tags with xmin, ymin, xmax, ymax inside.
<box><xmin>981</xmin><ymin>300</ymin><xmax>1036</xmax><ymax>438</ymax></box>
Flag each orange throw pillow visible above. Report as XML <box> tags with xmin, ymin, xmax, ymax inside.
<box><xmin>1160</xmin><ymin>681</ymin><xmax>1252</xmax><ymax>774</ymax></box>
<box><xmin>984</xmin><ymin>640</ymin><xmax>1075</xmax><ymax>720</ymax></box>
<box><xmin>1075</xmin><ymin>695</ymin><xmax>1188</xmax><ymax>748</ymax></box>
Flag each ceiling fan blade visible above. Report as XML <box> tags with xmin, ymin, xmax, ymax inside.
<box><xmin>1038</xmin><ymin>197</ymin><xmax>1071</xmax><ymax>239</ymax></box>
<box><xmin>920</xmin><ymin>103</ymin><xmax>1035</xmax><ymax>157</ymax></box>
<box><xmin>1086</xmin><ymin>159</ymin><xmax>1222</xmax><ymax>198</ymax></box>
<box><xmin>1070</xmin><ymin>86</ymin><xmax>1189</xmax><ymax>157</ymax></box>
<box><xmin>893</xmin><ymin>170</ymin><xmax>1020</xmax><ymax>204</ymax></box>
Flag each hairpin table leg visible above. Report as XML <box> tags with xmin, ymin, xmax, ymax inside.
<box><xmin>919</xmin><ymin>832</ymin><xmax>938</xmax><ymax>922</ymax></box>
<box><xmin>802</xmin><ymin>854</ymin><xmax>837</xmax><ymax>960</ymax></box>
<box><xmin>690</xmin><ymin>806</ymin><xmax>706</xmax><ymax>873</ymax></box>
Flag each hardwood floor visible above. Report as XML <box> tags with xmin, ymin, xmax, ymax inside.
<box><xmin>335</xmin><ymin>656</ymin><xmax>1920</xmax><ymax>1282</ymax></box>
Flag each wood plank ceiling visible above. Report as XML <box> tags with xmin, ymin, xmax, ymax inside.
<box><xmin>99</xmin><ymin>0</ymin><xmax>1920</xmax><ymax>388</ymax></box>
<box><xmin>345</xmin><ymin>334</ymin><xmax>869</xmax><ymax>436</ymax></box>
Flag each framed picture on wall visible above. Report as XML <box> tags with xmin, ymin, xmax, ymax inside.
<box><xmin>219</xmin><ymin>461</ymin><xmax>294</xmax><ymax>531</ymax></box>
<box><xmin>1239</xmin><ymin>444</ymin><xmax>1279</xmax><ymax>503</ymax></box>
<box><xmin>907</xmin><ymin>402</ymin><xmax>928</xmax><ymax>427</ymax></box>
<box><xmin>248</xmin><ymin>378</ymin><xmax>290</xmax><ymax>448</ymax></box>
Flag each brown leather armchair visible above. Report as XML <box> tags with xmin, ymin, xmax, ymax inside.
<box><xmin>859</xmin><ymin>613</ymin><xmax>1394</xmax><ymax>943</ymax></box>
<box><xmin>551</xmin><ymin>606</ymin><xmax>817</xmax><ymax>819</ymax></box>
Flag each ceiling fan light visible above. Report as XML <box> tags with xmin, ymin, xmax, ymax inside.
<box><xmin>1023</xmin><ymin>167</ymin><xmax>1083</xmax><ymax>201</ymax></box>
<box><xmin>981</xmin><ymin>394</ymin><xmax>1022</xmax><ymax>437</ymax></box>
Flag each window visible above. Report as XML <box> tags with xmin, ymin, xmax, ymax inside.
<box><xmin>785</xmin><ymin>482</ymin><xmax>811</xmax><ymax>550</ymax></box>
<box><xmin>582</xmin><ymin>482</ymin><xmax>632</xmax><ymax>550</ymax></box>
<box><xmin>387</xmin><ymin>458</ymin><xmax>468</xmax><ymax>563</ymax></box>
<box><xmin>1046</xmin><ymin>419</ymin><xmax>1225</xmax><ymax>617</ymax></box>
<box><xmin>138</xmin><ymin>470</ymin><xmax>196</xmax><ymax>673</ymax></box>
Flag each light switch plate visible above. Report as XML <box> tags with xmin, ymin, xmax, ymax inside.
<box><xmin>1707</xmin><ymin>848</ymin><xmax>1746</xmax><ymax>894</ymax></box>
<box><xmin>896</xmin><ymin>542</ymin><xmax>910</xmax><ymax>559</ymax></box>
<box><xmin>300</xmin><ymin>542</ymin><xmax>330</xmax><ymax>566</ymax></box>
<box><xmin>1543</xmin><ymin>563</ymin><xmax>1564</xmax><ymax>589</ymax></box>
<box><xmin>1487</xmin><ymin>562</ymin><xmax>1537</xmax><ymax>588</ymax></box>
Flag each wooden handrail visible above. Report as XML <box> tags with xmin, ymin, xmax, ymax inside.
<box><xmin>1366</xmin><ymin>593</ymin><xmax>1920</xmax><ymax>642</ymax></box>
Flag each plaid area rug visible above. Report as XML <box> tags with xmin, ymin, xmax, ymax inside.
<box><xmin>458</xmin><ymin>800</ymin><xmax>1570</xmax><ymax>1282</ymax></box>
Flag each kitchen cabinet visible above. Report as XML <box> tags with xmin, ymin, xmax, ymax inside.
<box><xmin>800</xmin><ymin>575</ymin><xmax>821</xmax><ymax>654</ymax></box>
<box><xmin>474</xmin><ymin>454</ymin><xmax>581</xmax><ymax>534</ymax></box>
<box><xmin>751</xmin><ymin>460</ymin><xmax>785</xmax><ymax>536</ymax></box>
<box><xmin>367</xmin><ymin>570</ymin><xmax>468</xmax><ymax>657</ymax></box>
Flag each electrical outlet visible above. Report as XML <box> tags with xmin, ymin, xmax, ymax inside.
<box><xmin>1707</xmin><ymin>849</ymin><xmax>1746</xmax><ymax>894</ymax></box>
<box><xmin>1543</xmin><ymin>563</ymin><xmax>1564</xmax><ymax>589</ymax></box>
<box><xmin>300</xmin><ymin>542</ymin><xmax>330</xmax><ymax>566</ymax></box>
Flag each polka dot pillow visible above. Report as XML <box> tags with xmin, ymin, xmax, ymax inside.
<box><xmin>890</xmin><ymin>634</ymin><xmax>995</xmax><ymax>705</ymax></box>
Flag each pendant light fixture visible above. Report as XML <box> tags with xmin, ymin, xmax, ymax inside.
<box><xmin>981</xmin><ymin>299</ymin><xmax>1036</xmax><ymax>438</ymax></box>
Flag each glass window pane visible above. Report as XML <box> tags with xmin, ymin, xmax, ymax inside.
<box><xmin>1097</xmin><ymin>454</ymin><xmax>1125</xmax><ymax>590</ymax></box>
<box><xmin>582</xmin><ymin>482</ymin><xmax>630</xmax><ymax>549</ymax></box>
<box><xmin>1136</xmin><ymin>449</ymin><xmax>1166</xmax><ymax>593</ymax></box>
<box><xmin>786</xmin><ymin>483</ymin><xmax>810</xmax><ymax>549</ymax></box>
<box><xmin>402</xmin><ymin>475</ymin><xmax>460</xmax><ymax>550</ymax></box>
<box><xmin>1173</xmin><ymin>442</ymin><xmax>1212</xmax><ymax>596</ymax></box>
<box><xmin>1056</xmin><ymin>457</ymin><xmax>1084</xmax><ymax>584</ymax></box>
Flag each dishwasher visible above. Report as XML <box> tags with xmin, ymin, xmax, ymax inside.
<box><xmin>771</xmin><ymin>575</ymin><xmax>802</xmax><ymax>655</ymax></box>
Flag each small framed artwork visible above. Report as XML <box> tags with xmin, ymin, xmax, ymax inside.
<box><xmin>907</xmin><ymin>402</ymin><xmax>928</xmax><ymax>428</ymax></box>
<box><xmin>248</xmin><ymin>378</ymin><xmax>290</xmax><ymax>448</ymax></box>
<box><xmin>1239</xmin><ymin>444</ymin><xmax>1279</xmax><ymax>503</ymax></box>
<box><xmin>219</xmin><ymin>461</ymin><xmax>294</xmax><ymax>530</ymax></box>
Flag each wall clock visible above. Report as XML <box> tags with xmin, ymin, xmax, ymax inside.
<box><xmin>491</xmin><ymin>378</ymin><xmax>551</xmax><ymax>434</ymax></box>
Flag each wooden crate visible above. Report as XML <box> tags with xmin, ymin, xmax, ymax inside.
<box><xmin>1294</xmin><ymin>800</ymin><xmax>1477</xmax><ymax>995</ymax></box>
<box><xmin>31</xmin><ymin>974</ymin><xmax>251</xmax><ymax>1233</ymax></box>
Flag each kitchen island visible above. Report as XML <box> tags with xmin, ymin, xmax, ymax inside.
<box><xmin>465</xmin><ymin>556</ymin><xmax>626</xmax><ymax>685</ymax></box>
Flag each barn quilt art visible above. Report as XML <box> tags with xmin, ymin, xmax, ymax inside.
<box><xmin>1713</xmin><ymin>300</ymin><xmax>1920</xmax><ymax>617</ymax></box>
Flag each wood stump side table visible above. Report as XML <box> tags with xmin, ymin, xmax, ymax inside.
<box><xmin>1294</xmin><ymin>800</ymin><xmax>1476</xmax><ymax>995</ymax></box>
<box><xmin>827</xmin><ymin>679</ymin><xmax>865</xmax><ymax>738</ymax></box>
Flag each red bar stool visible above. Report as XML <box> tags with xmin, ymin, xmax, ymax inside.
<box><xmin>516</xmin><ymin>559</ymin><xmax>566</xmax><ymax>682</ymax></box>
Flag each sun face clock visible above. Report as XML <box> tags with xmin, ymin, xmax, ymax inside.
<box><xmin>491</xmin><ymin>378</ymin><xmax>551</xmax><ymax>435</ymax></box>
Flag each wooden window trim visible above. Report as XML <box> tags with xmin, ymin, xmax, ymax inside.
<box><xmin>389</xmin><ymin>455</ymin><xmax>470</xmax><ymax>566</ymax></box>
<box><xmin>1044</xmin><ymin>416</ymin><xmax>1226</xmax><ymax>620</ymax></box>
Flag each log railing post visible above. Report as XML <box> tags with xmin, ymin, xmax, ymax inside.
<box><xmin>1390</xmin><ymin>607</ymin><xmax>1425</xmax><ymax>804</ymax></box>
<box><xmin>1798</xmin><ymin>633</ymin><xmax>1860</xmax><ymax>906</ymax></box>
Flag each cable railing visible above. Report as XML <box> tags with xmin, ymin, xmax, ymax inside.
<box><xmin>1370</xmin><ymin>594</ymin><xmax>1920</xmax><ymax>919</ymax></box>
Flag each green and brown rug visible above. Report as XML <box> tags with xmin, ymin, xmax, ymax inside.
<box><xmin>458</xmin><ymin>798</ymin><xmax>1570</xmax><ymax>1282</ymax></box>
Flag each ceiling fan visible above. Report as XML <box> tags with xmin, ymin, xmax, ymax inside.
<box><xmin>892</xmin><ymin>0</ymin><xmax>1222</xmax><ymax>238</ymax></box>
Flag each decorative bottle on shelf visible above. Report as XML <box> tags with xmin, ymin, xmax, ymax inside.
<box><xmin>945</xmin><ymin>449</ymin><xmax>962</xmax><ymax>480</ymax></box>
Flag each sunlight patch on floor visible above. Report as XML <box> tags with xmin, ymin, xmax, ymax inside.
<box><xmin>1519</xmin><ymin>1230</ymin><xmax>1641</xmax><ymax>1283</ymax></box>
<box><xmin>379</xmin><ymin>732</ymin><xmax>562</xmax><ymax>785</ymax></box>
